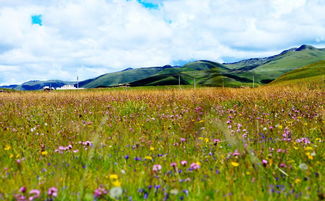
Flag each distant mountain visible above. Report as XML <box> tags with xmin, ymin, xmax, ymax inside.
<box><xmin>2</xmin><ymin>44</ymin><xmax>324</xmax><ymax>90</ymax></box>
<box><xmin>225</xmin><ymin>45</ymin><xmax>325</xmax><ymax>83</ymax></box>
<box><xmin>270</xmin><ymin>60</ymin><xmax>325</xmax><ymax>86</ymax></box>
<box><xmin>15</xmin><ymin>80</ymin><xmax>75</xmax><ymax>91</ymax></box>
<box><xmin>79</xmin><ymin>65</ymin><xmax>176</xmax><ymax>88</ymax></box>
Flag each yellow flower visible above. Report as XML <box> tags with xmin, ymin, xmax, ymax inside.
<box><xmin>278</xmin><ymin>125</ymin><xmax>283</xmax><ymax>129</ymax></box>
<box><xmin>10</xmin><ymin>154</ymin><xmax>14</xmax><ymax>158</ymax></box>
<box><xmin>305</xmin><ymin>152</ymin><xmax>313</xmax><ymax>160</ymax></box>
<box><xmin>199</xmin><ymin>120</ymin><xmax>205</xmax><ymax>123</ymax></box>
<box><xmin>294</xmin><ymin>178</ymin><xmax>301</xmax><ymax>184</ymax></box>
<box><xmin>231</xmin><ymin>162</ymin><xmax>239</xmax><ymax>167</ymax></box>
<box><xmin>41</xmin><ymin>151</ymin><xmax>48</xmax><ymax>156</ymax></box>
<box><xmin>112</xmin><ymin>180</ymin><xmax>121</xmax><ymax>187</ymax></box>
<box><xmin>204</xmin><ymin>138</ymin><xmax>209</xmax><ymax>143</ymax></box>
<box><xmin>4</xmin><ymin>145</ymin><xmax>11</xmax><ymax>151</ymax></box>
<box><xmin>149</xmin><ymin>146</ymin><xmax>155</xmax><ymax>151</ymax></box>
<box><xmin>145</xmin><ymin>156</ymin><xmax>153</xmax><ymax>160</ymax></box>
<box><xmin>304</xmin><ymin>147</ymin><xmax>313</xmax><ymax>151</ymax></box>
<box><xmin>109</xmin><ymin>174</ymin><xmax>119</xmax><ymax>180</ymax></box>
<box><xmin>246</xmin><ymin>171</ymin><xmax>251</xmax><ymax>175</ymax></box>
<box><xmin>198</xmin><ymin>137</ymin><xmax>204</xmax><ymax>140</ymax></box>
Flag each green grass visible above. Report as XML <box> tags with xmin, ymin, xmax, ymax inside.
<box><xmin>82</xmin><ymin>67</ymin><xmax>169</xmax><ymax>88</ymax></box>
<box><xmin>0</xmin><ymin>86</ymin><xmax>324</xmax><ymax>200</ymax></box>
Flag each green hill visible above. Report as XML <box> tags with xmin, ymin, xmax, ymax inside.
<box><xmin>81</xmin><ymin>66</ymin><xmax>174</xmax><ymax>88</ymax></box>
<box><xmin>270</xmin><ymin>61</ymin><xmax>325</xmax><ymax>86</ymax></box>
<box><xmin>226</xmin><ymin>45</ymin><xmax>325</xmax><ymax>83</ymax></box>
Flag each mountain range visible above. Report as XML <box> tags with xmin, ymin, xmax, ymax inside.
<box><xmin>1</xmin><ymin>45</ymin><xmax>324</xmax><ymax>90</ymax></box>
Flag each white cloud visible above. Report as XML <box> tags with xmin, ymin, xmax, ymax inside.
<box><xmin>0</xmin><ymin>0</ymin><xmax>325</xmax><ymax>85</ymax></box>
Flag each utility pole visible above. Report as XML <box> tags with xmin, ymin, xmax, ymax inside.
<box><xmin>179</xmin><ymin>75</ymin><xmax>181</xmax><ymax>88</ymax></box>
<box><xmin>194</xmin><ymin>78</ymin><xmax>196</xmax><ymax>89</ymax></box>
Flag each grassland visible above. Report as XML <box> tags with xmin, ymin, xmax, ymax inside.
<box><xmin>0</xmin><ymin>86</ymin><xmax>324</xmax><ymax>201</ymax></box>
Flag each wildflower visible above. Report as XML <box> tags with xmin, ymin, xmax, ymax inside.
<box><xmin>14</xmin><ymin>194</ymin><xmax>27</xmax><ymax>201</ymax></box>
<box><xmin>180</xmin><ymin>138</ymin><xmax>186</xmax><ymax>142</ymax></box>
<box><xmin>94</xmin><ymin>187</ymin><xmax>107</xmax><ymax>198</ymax></box>
<box><xmin>213</xmin><ymin>139</ymin><xmax>221</xmax><ymax>145</ymax></box>
<box><xmin>232</xmin><ymin>150</ymin><xmax>240</xmax><ymax>156</ymax></box>
<box><xmin>231</xmin><ymin>162</ymin><xmax>239</xmax><ymax>167</ymax></box>
<box><xmin>296</xmin><ymin>138</ymin><xmax>311</xmax><ymax>144</ymax></box>
<box><xmin>294</xmin><ymin>178</ymin><xmax>301</xmax><ymax>184</ymax></box>
<box><xmin>145</xmin><ymin>156</ymin><xmax>153</xmax><ymax>160</ymax></box>
<box><xmin>190</xmin><ymin>162</ymin><xmax>200</xmax><ymax>170</ymax></box>
<box><xmin>180</xmin><ymin>161</ymin><xmax>187</xmax><ymax>166</ymax></box>
<box><xmin>112</xmin><ymin>180</ymin><xmax>121</xmax><ymax>187</ymax></box>
<box><xmin>109</xmin><ymin>187</ymin><xmax>123</xmax><ymax>199</ymax></box>
<box><xmin>150</xmin><ymin>146</ymin><xmax>155</xmax><ymax>151</ymax></box>
<box><xmin>4</xmin><ymin>145</ymin><xmax>11</xmax><ymax>151</ymax></box>
<box><xmin>299</xmin><ymin>163</ymin><xmax>308</xmax><ymax>170</ymax></box>
<box><xmin>109</xmin><ymin>174</ymin><xmax>119</xmax><ymax>180</ymax></box>
<box><xmin>262</xmin><ymin>160</ymin><xmax>268</xmax><ymax>167</ymax></box>
<box><xmin>48</xmin><ymin>187</ymin><xmax>58</xmax><ymax>197</ymax></box>
<box><xmin>41</xmin><ymin>151</ymin><xmax>48</xmax><ymax>156</ymax></box>
<box><xmin>279</xmin><ymin>163</ymin><xmax>287</xmax><ymax>168</ymax></box>
<box><xmin>29</xmin><ymin>189</ymin><xmax>40</xmax><ymax>201</ymax></box>
<box><xmin>19</xmin><ymin>187</ymin><xmax>27</xmax><ymax>193</ymax></box>
<box><xmin>152</xmin><ymin>164</ymin><xmax>162</xmax><ymax>172</ymax></box>
<box><xmin>124</xmin><ymin>155</ymin><xmax>129</xmax><ymax>160</ymax></box>
<box><xmin>170</xmin><ymin>162</ymin><xmax>177</xmax><ymax>168</ymax></box>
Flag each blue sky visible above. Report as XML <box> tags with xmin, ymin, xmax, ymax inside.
<box><xmin>0</xmin><ymin>0</ymin><xmax>325</xmax><ymax>85</ymax></box>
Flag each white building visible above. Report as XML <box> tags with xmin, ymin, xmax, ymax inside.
<box><xmin>56</xmin><ymin>85</ymin><xmax>84</xmax><ymax>90</ymax></box>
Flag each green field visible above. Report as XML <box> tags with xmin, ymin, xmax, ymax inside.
<box><xmin>0</xmin><ymin>85</ymin><xmax>324</xmax><ymax>201</ymax></box>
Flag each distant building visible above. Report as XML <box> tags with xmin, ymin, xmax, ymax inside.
<box><xmin>56</xmin><ymin>85</ymin><xmax>84</xmax><ymax>90</ymax></box>
<box><xmin>43</xmin><ymin>86</ymin><xmax>55</xmax><ymax>91</ymax></box>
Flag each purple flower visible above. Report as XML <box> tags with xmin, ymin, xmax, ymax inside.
<box><xmin>296</xmin><ymin>138</ymin><xmax>311</xmax><ymax>144</ymax></box>
<box><xmin>19</xmin><ymin>187</ymin><xmax>27</xmax><ymax>193</ymax></box>
<box><xmin>29</xmin><ymin>189</ymin><xmax>40</xmax><ymax>201</ymax></box>
<box><xmin>152</xmin><ymin>164</ymin><xmax>162</xmax><ymax>172</ymax></box>
<box><xmin>94</xmin><ymin>187</ymin><xmax>107</xmax><ymax>198</ymax></box>
<box><xmin>232</xmin><ymin>150</ymin><xmax>240</xmax><ymax>156</ymax></box>
<box><xmin>14</xmin><ymin>194</ymin><xmax>27</xmax><ymax>201</ymax></box>
<box><xmin>48</xmin><ymin>187</ymin><xmax>58</xmax><ymax>197</ymax></box>
<box><xmin>170</xmin><ymin>162</ymin><xmax>177</xmax><ymax>168</ymax></box>
<box><xmin>180</xmin><ymin>138</ymin><xmax>186</xmax><ymax>142</ymax></box>
<box><xmin>190</xmin><ymin>163</ymin><xmax>200</xmax><ymax>170</ymax></box>
<box><xmin>180</xmin><ymin>160</ymin><xmax>187</xmax><ymax>166</ymax></box>
<box><xmin>262</xmin><ymin>160</ymin><xmax>268</xmax><ymax>167</ymax></box>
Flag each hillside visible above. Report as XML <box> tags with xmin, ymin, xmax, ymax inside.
<box><xmin>226</xmin><ymin>45</ymin><xmax>325</xmax><ymax>83</ymax></box>
<box><xmin>15</xmin><ymin>80</ymin><xmax>75</xmax><ymax>91</ymax></box>
<box><xmin>269</xmin><ymin>61</ymin><xmax>325</xmax><ymax>87</ymax></box>
<box><xmin>80</xmin><ymin>66</ymin><xmax>175</xmax><ymax>88</ymax></box>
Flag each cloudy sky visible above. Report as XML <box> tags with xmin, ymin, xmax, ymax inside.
<box><xmin>0</xmin><ymin>0</ymin><xmax>325</xmax><ymax>85</ymax></box>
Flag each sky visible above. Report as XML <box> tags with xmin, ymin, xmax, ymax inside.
<box><xmin>0</xmin><ymin>0</ymin><xmax>325</xmax><ymax>85</ymax></box>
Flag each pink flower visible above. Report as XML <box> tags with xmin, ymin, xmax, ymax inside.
<box><xmin>94</xmin><ymin>187</ymin><xmax>107</xmax><ymax>198</ymax></box>
<box><xmin>296</xmin><ymin>138</ymin><xmax>311</xmax><ymax>144</ymax></box>
<box><xmin>262</xmin><ymin>160</ymin><xmax>268</xmax><ymax>167</ymax></box>
<box><xmin>232</xmin><ymin>150</ymin><xmax>240</xmax><ymax>156</ymax></box>
<box><xmin>279</xmin><ymin>163</ymin><xmax>287</xmax><ymax>168</ymax></box>
<box><xmin>213</xmin><ymin>139</ymin><xmax>221</xmax><ymax>145</ymax></box>
<box><xmin>180</xmin><ymin>160</ymin><xmax>188</xmax><ymax>166</ymax></box>
<box><xmin>152</xmin><ymin>164</ymin><xmax>162</xmax><ymax>172</ymax></box>
<box><xmin>190</xmin><ymin>163</ymin><xmax>200</xmax><ymax>170</ymax></box>
<box><xmin>48</xmin><ymin>187</ymin><xmax>58</xmax><ymax>197</ymax></box>
<box><xmin>180</xmin><ymin>138</ymin><xmax>186</xmax><ymax>142</ymax></box>
<box><xmin>14</xmin><ymin>194</ymin><xmax>27</xmax><ymax>201</ymax></box>
<box><xmin>19</xmin><ymin>186</ymin><xmax>27</xmax><ymax>193</ymax></box>
<box><xmin>29</xmin><ymin>189</ymin><xmax>40</xmax><ymax>201</ymax></box>
<box><xmin>170</xmin><ymin>162</ymin><xmax>177</xmax><ymax>168</ymax></box>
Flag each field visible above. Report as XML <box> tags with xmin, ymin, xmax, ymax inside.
<box><xmin>0</xmin><ymin>86</ymin><xmax>324</xmax><ymax>201</ymax></box>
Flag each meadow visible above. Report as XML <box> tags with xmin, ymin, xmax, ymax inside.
<box><xmin>0</xmin><ymin>86</ymin><xmax>324</xmax><ymax>201</ymax></box>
